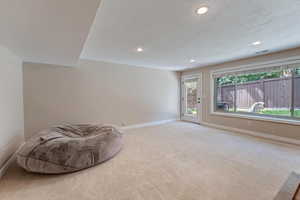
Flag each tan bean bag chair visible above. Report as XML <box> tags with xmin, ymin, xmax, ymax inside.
<box><xmin>17</xmin><ymin>124</ymin><xmax>123</xmax><ymax>174</ymax></box>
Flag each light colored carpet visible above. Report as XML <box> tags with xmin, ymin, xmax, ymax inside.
<box><xmin>1</xmin><ymin>121</ymin><xmax>300</xmax><ymax>200</ymax></box>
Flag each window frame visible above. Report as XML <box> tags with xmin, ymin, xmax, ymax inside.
<box><xmin>210</xmin><ymin>56</ymin><xmax>300</xmax><ymax>126</ymax></box>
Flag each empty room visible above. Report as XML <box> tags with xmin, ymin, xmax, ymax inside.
<box><xmin>1</xmin><ymin>0</ymin><xmax>300</xmax><ymax>199</ymax></box>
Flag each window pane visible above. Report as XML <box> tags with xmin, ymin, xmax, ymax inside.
<box><xmin>215</xmin><ymin>69</ymin><xmax>294</xmax><ymax>118</ymax></box>
<box><xmin>294</xmin><ymin>68</ymin><xmax>300</xmax><ymax>118</ymax></box>
<box><xmin>215</xmin><ymin>76</ymin><xmax>235</xmax><ymax>112</ymax></box>
<box><xmin>236</xmin><ymin>70</ymin><xmax>292</xmax><ymax>117</ymax></box>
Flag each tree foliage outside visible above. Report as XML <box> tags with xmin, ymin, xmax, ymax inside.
<box><xmin>216</xmin><ymin>70</ymin><xmax>293</xmax><ymax>86</ymax></box>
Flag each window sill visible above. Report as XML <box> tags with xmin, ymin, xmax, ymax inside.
<box><xmin>210</xmin><ymin>111</ymin><xmax>300</xmax><ymax>126</ymax></box>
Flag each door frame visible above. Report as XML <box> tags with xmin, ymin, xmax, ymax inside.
<box><xmin>181</xmin><ymin>73</ymin><xmax>203</xmax><ymax>123</ymax></box>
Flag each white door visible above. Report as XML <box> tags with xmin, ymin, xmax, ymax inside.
<box><xmin>181</xmin><ymin>74</ymin><xmax>202</xmax><ymax>123</ymax></box>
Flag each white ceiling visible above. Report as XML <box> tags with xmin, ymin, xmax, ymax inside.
<box><xmin>0</xmin><ymin>0</ymin><xmax>101</xmax><ymax>66</ymax></box>
<box><xmin>81</xmin><ymin>0</ymin><xmax>300</xmax><ymax>70</ymax></box>
<box><xmin>1</xmin><ymin>0</ymin><xmax>300</xmax><ymax>69</ymax></box>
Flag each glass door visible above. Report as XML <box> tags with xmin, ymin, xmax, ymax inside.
<box><xmin>181</xmin><ymin>74</ymin><xmax>202</xmax><ymax>123</ymax></box>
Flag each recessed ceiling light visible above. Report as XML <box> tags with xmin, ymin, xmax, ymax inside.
<box><xmin>196</xmin><ymin>7</ymin><xmax>208</xmax><ymax>15</ymax></box>
<box><xmin>190</xmin><ymin>59</ymin><xmax>196</xmax><ymax>63</ymax></box>
<box><xmin>137</xmin><ymin>47</ymin><xmax>143</xmax><ymax>52</ymax></box>
<box><xmin>252</xmin><ymin>41</ymin><xmax>262</xmax><ymax>46</ymax></box>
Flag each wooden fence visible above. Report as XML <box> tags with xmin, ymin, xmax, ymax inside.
<box><xmin>217</xmin><ymin>76</ymin><xmax>300</xmax><ymax>109</ymax></box>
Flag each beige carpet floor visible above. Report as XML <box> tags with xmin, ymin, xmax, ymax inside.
<box><xmin>1</xmin><ymin>121</ymin><xmax>300</xmax><ymax>200</ymax></box>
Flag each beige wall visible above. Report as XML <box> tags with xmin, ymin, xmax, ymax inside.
<box><xmin>23</xmin><ymin>60</ymin><xmax>180</xmax><ymax>138</ymax></box>
<box><xmin>182</xmin><ymin>47</ymin><xmax>300</xmax><ymax>140</ymax></box>
<box><xmin>0</xmin><ymin>46</ymin><xmax>24</xmax><ymax>169</ymax></box>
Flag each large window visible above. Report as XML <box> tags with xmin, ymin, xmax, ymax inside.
<box><xmin>213</xmin><ymin>63</ymin><xmax>300</xmax><ymax>121</ymax></box>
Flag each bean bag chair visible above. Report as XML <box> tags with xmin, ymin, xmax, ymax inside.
<box><xmin>17</xmin><ymin>124</ymin><xmax>123</xmax><ymax>174</ymax></box>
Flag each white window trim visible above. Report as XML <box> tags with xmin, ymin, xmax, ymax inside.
<box><xmin>210</xmin><ymin>56</ymin><xmax>300</xmax><ymax>126</ymax></box>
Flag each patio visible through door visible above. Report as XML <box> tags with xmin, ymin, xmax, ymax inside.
<box><xmin>181</xmin><ymin>74</ymin><xmax>202</xmax><ymax>123</ymax></box>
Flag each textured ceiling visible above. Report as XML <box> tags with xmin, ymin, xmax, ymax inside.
<box><xmin>81</xmin><ymin>0</ymin><xmax>300</xmax><ymax>70</ymax></box>
<box><xmin>1</xmin><ymin>0</ymin><xmax>300</xmax><ymax>69</ymax></box>
<box><xmin>0</xmin><ymin>0</ymin><xmax>101</xmax><ymax>66</ymax></box>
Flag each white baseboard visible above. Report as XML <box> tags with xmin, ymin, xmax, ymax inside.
<box><xmin>0</xmin><ymin>142</ymin><xmax>25</xmax><ymax>179</ymax></box>
<box><xmin>121</xmin><ymin>119</ymin><xmax>178</xmax><ymax>130</ymax></box>
<box><xmin>200</xmin><ymin>122</ymin><xmax>300</xmax><ymax>146</ymax></box>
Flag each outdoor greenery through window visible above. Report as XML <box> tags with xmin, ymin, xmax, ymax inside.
<box><xmin>214</xmin><ymin>64</ymin><xmax>300</xmax><ymax>120</ymax></box>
